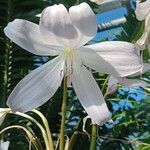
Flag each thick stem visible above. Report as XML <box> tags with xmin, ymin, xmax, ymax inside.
<box><xmin>89</xmin><ymin>124</ymin><xmax>97</xmax><ymax>150</ymax></box>
<box><xmin>59</xmin><ymin>76</ymin><xmax>68</xmax><ymax>150</ymax></box>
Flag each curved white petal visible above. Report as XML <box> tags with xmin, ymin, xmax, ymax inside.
<box><xmin>7</xmin><ymin>56</ymin><xmax>64</xmax><ymax>113</ymax></box>
<box><xmin>4</xmin><ymin>19</ymin><xmax>62</xmax><ymax>56</ymax></box>
<box><xmin>0</xmin><ymin>140</ymin><xmax>10</xmax><ymax>150</ymax></box>
<box><xmin>69</xmin><ymin>3</ymin><xmax>97</xmax><ymax>47</ymax></box>
<box><xmin>135</xmin><ymin>0</ymin><xmax>150</xmax><ymax>21</ymax></box>
<box><xmin>40</xmin><ymin>4</ymin><xmax>78</xmax><ymax>47</ymax></box>
<box><xmin>81</xmin><ymin>41</ymin><xmax>143</xmax><ymax>77</ymax></box>
<box><xmin>72</xmin><ymin>63</ymin><xmax>111</xmax><ymax>125</ymax></box>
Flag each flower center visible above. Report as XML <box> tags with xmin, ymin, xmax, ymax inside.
<box><xmin>63</xmin><ymin>47</ymin><xmax>75</xmax><ymax>78</ymax></box>
<box><xmin>64</xmin><ymin>47</ymin><xmax>74</xmax><ymax>60</ymax></box>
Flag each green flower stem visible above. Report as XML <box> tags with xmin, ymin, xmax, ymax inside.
<box><xmin>89</xmin><ymin>124</ymin><xmax>97</xmax><ymax>150</ymax></box>
<box><xmin>59</xmin><ymin>76</ymin><xmax>68</xmax><ymax>150</ymax></box>
<box><xmin>101</xmin><ymin>76</ymin><xmax>109</xmax><ymax>94</ymax></box>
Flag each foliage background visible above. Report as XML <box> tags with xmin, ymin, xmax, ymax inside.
<box><xmin>0</xmin><ymin>0</ymin><xmax>150</xmax><ymax>149</ymax></box>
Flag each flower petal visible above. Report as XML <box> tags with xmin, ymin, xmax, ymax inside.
<box><xmin>72</xmin><ymin>63</ymin><xmax>111</xmax><ymax>125</ymax></box>
<box><xmin>130</xmin><ymin>63</ymin><xmax>150</xmax><ymax>77</ymax></box>
<box><xmin>7</xmin><ymin>56</ymin><xmax>64</xmax><ymax>113</ymax></box>
<box><xmin>135</xmin><ymin>0</ymin><xmax>150</xmax><ymax>21</ymax></box>
<box><xmin>4</xmin><ymin>19</ymin><xmax>62</xmax><ymax>56</ymax></box>
<box><xmin>121</xmin><ymin>78</ymin><xmax>148</xmax><ymax>88</ymax></box>
<box><xmin>69</xmin><ymin>3</ymin><xmax>97</xmax><ymax>47</ymax></box>
<box><xmin>81</xmin><ymin>41</ymin><xmax>143</xmax><ymax>77</ymax></box>
<box><xmin>0</xmin><ymin>140</ymin><xmax>10</xmax><ymax>150</ymax></box>
<box><xmin>39</xmin><ymin>4</ymin><xmax>78</xmax><ymax>47</ymax></box>
<box><xmin>142</xmin><ymin>63</ymin><xmax>150</xmax><ymax>73</ymax></box>
<box><xmin>108</xmin><ymin>75</ymin><xmax>148</xmax><ymax>92</ymax></box>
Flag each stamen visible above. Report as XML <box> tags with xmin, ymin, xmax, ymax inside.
<box><xmin>63</xmin><ymin>47</ymin><xmax>74</xmax><ymax>77</ymax></box>
<box><xmin>64</xmin><ymin>47</ymin><xmax>74</xmax><ymax>60</ymax></box>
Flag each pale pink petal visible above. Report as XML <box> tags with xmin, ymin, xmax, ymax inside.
<box><xmin>69</xmin><ymin>3</ymin><xmax>97</xmax><ymax>47</ymax></box>
<box><xmin>0</xmin><ymin>140</ymin><xmax>10</xmax><ymax>150</ymax></box>
<box><xmin>39</xmin><ymin>4</ymin><xmax>78</xmax><ymax>47</ymax></box>
<box><xmin>72</xmin><ymin>61</ymin><xmax>111</xmax><ymax>125</ymax></box>
<box><xmin>80</xmin><ymin>41</ymin><xmax>143</xmax><ymax>77</ymax></box>
<box><xmin>4</xmin><ymin>19</ymin><xmax>62</xmax><ymax>56</ymax></box>
<box><xmin>7</xmin><ymin>56</ymin><xmax>64</xmax><ymax>113</ymax></box>
<box><xmin>135</xmin><ymin>0</ymin><xmax>150</xmax><ymax>21</ymax></box>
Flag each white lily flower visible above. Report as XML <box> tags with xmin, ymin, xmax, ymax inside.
<box><xmin>0</xmin><ymin>108</ymin><xmax>11</xmax><ymax>126</ymax></box>
<box><xmin>135</xmin><ymin>0</ymin><xmax>150</xmax><ymax>54</ymax></box>
<box><xmin>0</xmin><ymin>140</ymin><xmax>10</xmax><ymax>150</ymax></box>
<box><xmin>4</xmin><ymin>3</ymin><xmax>143</xmax><ymax>125</ymax></box>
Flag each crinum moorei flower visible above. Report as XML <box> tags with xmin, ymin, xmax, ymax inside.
<box><xmin>135</xmin><ymin>0</ymin><xmax>150</xmax><ymax>54</ymax></box>
<box><xmin>4</xmin><ymin>3</ymin><xmax>143</xmax><ymax>125</ymax></box>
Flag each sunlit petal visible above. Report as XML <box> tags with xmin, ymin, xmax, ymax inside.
<box><xmin>0</xmin><ymin>140</ymin><xmax>10</xmax><ymax>150</ymax></box>
<box><xmin>40</xmin><ymin>4</ymin><xmax>78</xmax><ymax>47</ymax></box>
<box><xmin>72</xmin><ymin>62</ymin><xmax>111</xmax><ymax>125</ymax></box>
<box><xmin>69</xmin><ymin>3</ymin><xmax>97</xmax><ymax>47</ymax></box>
<box><xmin>4</xmin><ymin>19</ymin><xmax>62</xmax><ymax>56</ymax></box>
<box><xmin>135</xmin><ymin>0</ymin><xmax>150</xmax><ymax>21</ymax></box>
<box><xmin>7</xmin><ymin>56</ymin><xmax>64</xmax><ymax>113</ymax></box>
<box><xmin>81</xmin><ymin>41</ymin><xmax>143</xmax><ymax>77</ymax></box>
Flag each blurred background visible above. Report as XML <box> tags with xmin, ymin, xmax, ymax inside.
<box><xmin>0</xmin><ymin>0</ymin><xmax>150</xmax><ymax>149</ymax></box>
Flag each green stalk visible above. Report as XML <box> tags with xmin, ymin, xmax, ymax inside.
<box><xmin>89</xmin><ymin>124</ymin><xmax>97</xmax><ymax>150</ymax></box>
<box><xmin>101</xmin><ymin>76</ymin><xmax>109</xmax><ymax>94</ymax></box>
<box><xmin>59</xmin><ymin>76</ymin><xmax>68</xmax><ymax>150</ymax></box>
